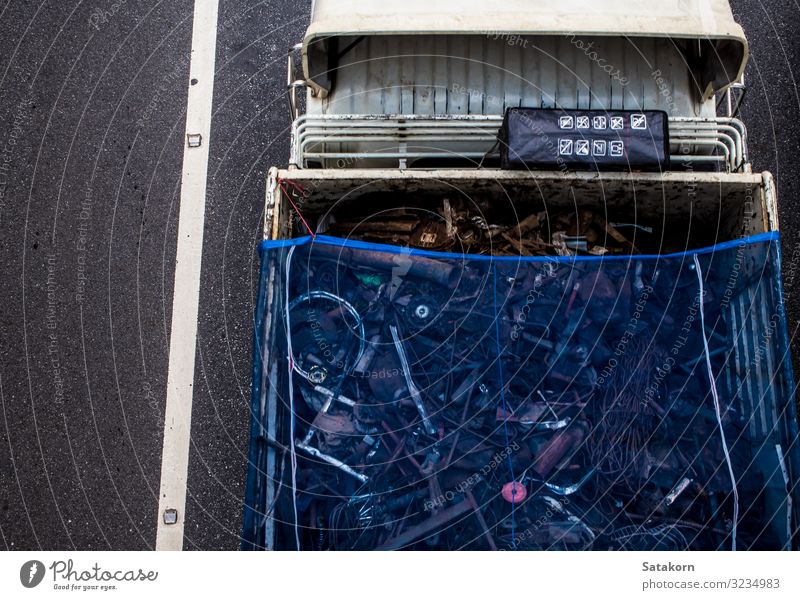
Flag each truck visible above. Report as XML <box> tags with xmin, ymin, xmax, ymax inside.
<box><xmin>242</xmin><ymin>0</ymin><xmax>800</xmax><ymax>550</ymax></box>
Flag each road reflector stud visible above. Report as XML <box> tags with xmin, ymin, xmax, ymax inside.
<box><xmin>163</xmin><ymin>509</ymin><xmax>179</xmax><ymax>525</ymax></box>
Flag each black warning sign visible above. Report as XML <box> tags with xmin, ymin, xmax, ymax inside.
<box><xmin>500</xmin><ymin>108</ymin><xmax>670</xmax><ymax>171</ymax></box>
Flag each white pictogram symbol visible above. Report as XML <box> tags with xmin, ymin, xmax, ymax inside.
<box><xmin>592</xmin><ymin>116</ymin><xmax>607</xmax><ymax>130</ymax></box>
<box><xmin>576</xmin><ymin>116</ymin><xmax>590</xmax><ymax>129</ymax></box>
<box><xmin>609</xmin><ymin>140</ymin><xmax>624</xmax><ymax>157</ymax></box>
<box><xmin>592</xmin><ymin>140</ymin><xmax>607</xmax><ymax>156</ymax></box>
<box><xmin>610</xmin><ymin>116</ymin><xmax>624</xmax><ymax>130</ymax></box>
<box><xmin>559</xmin><ymin>115</ymin><xmax>574</xmax><ymax>129</ymax></box>
<box><xmin>559</xmin><ymin>139</ymin><xmax>573</xmax><ymax>155</ymax></box>
<box><xmin>575</xmin><ymin>139</ymin><xmax>590</xmax><ymax>156</ymax></box>
<box><xmin>630</xmin><ymin>114</ymin><xmax>647</xmax><ymax>129</ymax></box>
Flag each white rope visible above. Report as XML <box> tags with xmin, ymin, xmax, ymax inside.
<box><xmin>694</xmin><ymin>253</ymin><xmax>739</xmax><ymax>550</ymax></box>
<box><xmin>284</xmin><ymin>245</ymin><xmax>301</xmax><ymax>550</ymax></box>
<box><xmin>775</xmin><ymin>444</ymin><xmax>792</xmax><ymax>550</ymax></box>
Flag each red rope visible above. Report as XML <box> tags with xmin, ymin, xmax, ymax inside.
<box><xmin>277</xmin><ymin>178</ymin><xmax>315</xmax><ymax>238</ymax></box>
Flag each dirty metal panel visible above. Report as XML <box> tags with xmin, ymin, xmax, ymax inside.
<box><xmin>308</xmin><ymin>35</ymin><xmax>713</xmax><ymax>118</ymax></box>
<box><xmin>275</xmin><ymin>169</ymin><xmax>769</xmax><ymax>234</ymax></box>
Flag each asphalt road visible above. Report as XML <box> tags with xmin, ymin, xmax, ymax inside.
<box><xmin>0</xmin><ymin>0</ymin><xmax>798</xmax><ymax>550</ymax></box>
<box><xmin>0</xmin><ymin>0</ymin><xmax>310</xmax><ymax>550</ymax></box>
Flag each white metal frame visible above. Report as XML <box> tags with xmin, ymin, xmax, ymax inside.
<box><xmin>289</xmin><ymin>114</ymin><xmax>749</xmax><ymax>172</ymax></box>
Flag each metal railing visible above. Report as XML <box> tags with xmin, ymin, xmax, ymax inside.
<box><xmin>290</xmin><ymin>114</ymin><xmax>748</xmax><ymax>172</ymax></box>
<box><xmin>287</xmin><ymin>43</ymin><xmax>305</xmax><ymax>122</ymax></box>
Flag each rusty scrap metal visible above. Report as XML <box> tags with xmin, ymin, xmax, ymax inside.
<box><xmin>314</xmin><ymin>198</ymin><xmax>654</xmax><ymax>257</ymax></box>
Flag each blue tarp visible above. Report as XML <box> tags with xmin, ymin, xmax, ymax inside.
<box><xmin>243</xmin><ymin>232</ymin><xmax>799</xmax><ymax>550</ymax></box>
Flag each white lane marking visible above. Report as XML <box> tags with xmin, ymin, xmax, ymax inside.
<box><xmin>156</xmin><ymin>0</ymin><xmax>220</xmax><ymax>551</ymax></box>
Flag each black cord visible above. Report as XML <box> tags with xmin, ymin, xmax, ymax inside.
<box><xmin>478</xmin><ymin>138</ymin><xmax>500</xmax><ymax>169</ymax></box>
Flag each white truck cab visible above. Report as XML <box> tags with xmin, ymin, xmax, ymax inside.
<box><xmin>288</xmin><ymin>0</ymin><xmax>748</xmax><ymax>171</ymax></box>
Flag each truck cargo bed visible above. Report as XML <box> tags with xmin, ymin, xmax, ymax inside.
<box><xmin>242</xmin><ymin>169</ymin><xmax>798</xmax><ymax>550</ymax></box>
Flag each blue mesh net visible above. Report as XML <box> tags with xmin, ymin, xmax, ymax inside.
<box><xmin>243</xmin><ymin>232</ymin><xmax>800</xmax><ymax>550</ymax></box>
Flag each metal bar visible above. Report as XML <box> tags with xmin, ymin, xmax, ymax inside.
<box><xmin>313</xmin><ymin>385</ymin><xmax>357</xmax><ymax>407</ymax></box>
<box><xmin>466</xmin><ymin>490</ymin><xmax>498</xmax><ymax>551</ymax></box>
<box><xmin>671</xmin><ymin>123</ymin><xmax>742</xmax><ymax>162</ymax></box>
<box><xmin>669</xmin><ymin>155</ymin><xmax>725</xmax><ymax>164</ymax></box>
<box><xmin>295</xmin><ymin>439</ymin><xmax>369</xmax><ymax>483</ymax></box>
<box><xmin>303</xmin><ymin>151</ymin><xmax>487</xmax><ymax>160</ymax></box>
<box><xmin>376</xmin><ymin>499</ymin><xmax>473</xmax><ymax>550</ymax></box>
<box><xmin>286</xmin><ymin>43</ymin><xmax>304</xmax><ymax>122</ymax></box>
<box><xmin>389</xmin><ymin>324</ymin><xmax>438</xmax><ymax>436</ymax></box>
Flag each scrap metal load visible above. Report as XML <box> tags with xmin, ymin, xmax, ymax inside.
<box><xmin>320</xmin><ymin>196</ymin><xmax>702</xmax><ymax>257</ymax></box>
<box><xmin>326</xmin><ymin>200</ymin><xmax>644</xmax><ymax>257</ymax></box>
<box><xmin>257</xmin><ymin>233</ymin><xmax>797</xmax><ymax>550</ymax></box>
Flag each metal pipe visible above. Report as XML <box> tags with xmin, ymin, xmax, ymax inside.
<box><xmin>377</xmin><ymin>499</ymin><xmax>473</xmax><ymax>550</ymax></box>
<box><xmin>542</xmin><ymin>468</ymin><xmax>596</xmax><ymax>496</ymax></box>
<box><xmin>390</xmin><ymin>325</ymin><xmax>437</xmax><ymax>436</ymax></box>
<box><xmin>311</xmin><ymin>245</ymin><xmax>458</xmax><ymax>288</ymax></box>
<box><xmin>295</xmin><ymin>439</ymin><xmax>368</xmax><ymax>483</ymax></box>
<box><xmin>286</xmin><ymin>43</ymin><xmax>304</xmax><ymax>122</ymax></box>
<box><xmin>531</xmin><ymin>427</ymin><xmax>584</xmax><ymax>478</ymax></box>
<box><xmin>313</xmin><ymin>385</ymin><xmax>356</xmax><ymax>407</ymax></box>
<box><xmin>466</xmin><ymin>490</ymin><xmax>498</xmax><ymax>551</ymax></box>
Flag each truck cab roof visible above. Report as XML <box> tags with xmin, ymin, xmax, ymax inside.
<box><xmin>304</xmin><ymin>0</ymin><xmax>747</xmax><ymax>100</ymax></box>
